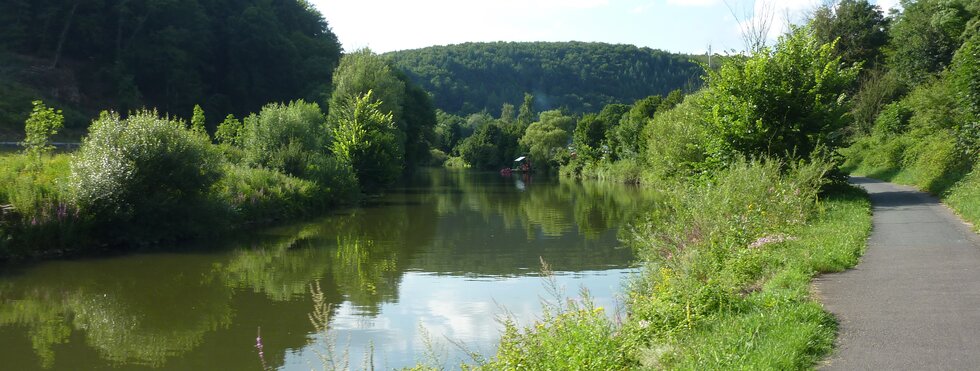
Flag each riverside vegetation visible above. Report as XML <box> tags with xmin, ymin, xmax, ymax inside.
<box><xmin>4</xmin><ymin>0</ymin><xmax>976</xmax><ymax>369</ymax></box>
<box><xmin>0</xmin><ymin>48</ymin><xmax>438</xmax><ymax>260</ymax></box>
<box><xmin>838</xmin><ymin>0</ymin><xmax>980</xmax><ymax>230</ymax></box>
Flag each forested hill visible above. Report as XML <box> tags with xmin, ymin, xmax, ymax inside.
<box><xmin>385</xmin><ymin>41</ymin><xmax>705</xmax><ymax>115</ymax></box>
<box><xmin>0</xmin><ymin>0</ymin><xmax>341</xmax><ymax>136</ymax></box>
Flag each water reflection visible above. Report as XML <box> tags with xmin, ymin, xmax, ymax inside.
<box><xmin>0</xmin><ymin>169</ymin><xmax>657</xmax><ymax>369</ymax></box>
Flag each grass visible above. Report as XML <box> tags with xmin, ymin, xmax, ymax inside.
<box><xmin>0</xmin><ymin>152</ymin><xmax>88</xmax><ymax>258</ymax></box>
<box><xmin>650</xmin><ymin>185</ymin><xmax>869</xmax><ymax>368</ymax></box>
<box><xmin>843</xmin><ymin>132</ymin><xmax>978</xmax><ymax>231</ymax></box>
<box><xmin>476</xmin><ymin>159</ymin><xmax>872</xmax><ymax>369</ymax></box>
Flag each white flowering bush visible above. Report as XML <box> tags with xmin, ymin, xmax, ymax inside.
<box><xmin>70</xmin><ymin>110</ymin><xmax>223</xmax><ymax>241</ymax></box>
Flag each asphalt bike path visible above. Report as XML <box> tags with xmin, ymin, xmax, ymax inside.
<box><xmin>817</xmin><ymin>177</ymin><xmax>980</xmax><ymax>370</ymax></box>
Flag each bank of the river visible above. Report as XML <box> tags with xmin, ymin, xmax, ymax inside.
<box><xmin>481</xmin><ymin>160</ymin><xmax>872</xmax><ymax>369</ymax></box>
<box><xmin>0</xmin><ymin>169</ymin><xmax>651</xmax><ymax>369</ymax></box>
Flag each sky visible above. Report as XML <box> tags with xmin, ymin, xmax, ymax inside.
<box><xmin>312</xmin><ymin>0</ymin><xmax>901</xmax><ymax>55</ymax></box>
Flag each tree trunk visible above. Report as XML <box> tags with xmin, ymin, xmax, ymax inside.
<box><xmin>50</xmin><ymin>1</ymin><xmax>80</xmax><ymax>69</ymax></box>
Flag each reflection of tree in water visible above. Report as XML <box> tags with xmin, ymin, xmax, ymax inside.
<box><xmin>407</xmin><ymin>169</ymin><xmax>657</xmax><ymax>275</ymax></box>
<box><xmin>0</xmin><ymin>255</ymin><xmax>235</xmax><ymax>368</ymax></box>
<box><xmin>0</xmin><ymin>169</ymin><xmax>645</xmax><ymax>369</ymax></box>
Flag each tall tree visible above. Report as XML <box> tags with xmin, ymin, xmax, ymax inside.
<box><xmin>810</xmin><ymin>0</ymin><xmax>890</xmax><ymax>73</ymax></box>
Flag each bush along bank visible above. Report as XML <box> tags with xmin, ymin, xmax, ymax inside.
<box><xmin>0</xmin><ymin>49</ymin><xmax>440</xmax><ymax>261</ymax></box>
<box><xmin>477</xmin><ymin>26</ymin><xmax>873</xmax><ymax>369</ymax></box>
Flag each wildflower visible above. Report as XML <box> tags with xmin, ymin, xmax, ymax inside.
<box><xmin>748</xmin><ymin>234</ymin><xmax>797</xmax><ymax>248</ymax></box>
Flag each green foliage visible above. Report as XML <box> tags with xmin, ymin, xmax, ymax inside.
<box><xmin>887</xmin><ymin>0</ymin><xmax>976</xmax><ymax>84</ymax></box>
<box><xmin>22</xmin><ymin>100</ymin><xmax>64</xmax><ymax>161</ymax></box>
<box><xmin>659</xmin><ymin>89</ymin><xmax>684</xmax><ymax>112</ymax></box>
<box><xmin>849</xmin><ymin>69</ymin><xmax>906</xmax><ymax>134</ymax></box>
<box><xmin>945</xmin><ymin>169</ymin><xmax>980</xmax><ymax>232</ymax></box>
<box><xmin>572</xmin><ymin>113</ymin><xmax>605</xmax><ymax>161</ymax></box>
<box><xmin>459</xmin><ymin>123</ymin><xmax>505</xmax><ymax>170</ymax></box>
<box><xmin>242</xmin><ymin>100</ymin><xmax>325</xmax><ymax>177</ymax></box>
<box><xmin>0</xmin><ymin>0</ymin><xmax>342</xmax><ymax>132</ymax></box>
<box><xmin>520</xmin><ymin>116</ymin><xmax>571</xmax><ymax>170</ymax></box>
<box><xmin>191</xmin><ymin>104</ymin><xmax>208</xmax><ymax>138</ymax></box>
<box><xmin>949</xmin><ymin>27</ymin><xmax>980</xmax><ymax>154</ymax></box>
<box><xmin>0</xmin><ymin>153</ymin><xmax>86</xmax><ymax>258</ymax></box>
<box><xmin>487</xmin><ymin>287</ymin><xmax>635</xmax><ymax>369</ymax></box>
<box><xmin>400</xmin><ymin>79</ymin><xmax>438</xmax><ymax>170</ymax></box>
<box><xmin>329</xmin><ymin>91</ymin><xmax>403</xmax><ymax>192</ymax></box>
<box><xmin>703</xmin><ymin>26</ymin><xmax>859</xmax><ymax>164</ymax></box>
<box><xmin>517</xmin><ymin>93</ymin><xmax>536</xmax><ymax>127</ymax></box>
<box><xmin>331</xmin><ymin>49</ymin><xmax>406</xmax><ymax>123</ymax></box>
<box><xmin>872</xmin><ymin>101</ymin><xmax>913</xmax><ymax>136</ymax></box>
<box><xmin>428</xmin><ymin>148</ymin><xmax>448</xmax><ymax>166</ymax></box>
<box><xmin>810</xmin><ymin>0</ymin><xmax>890</xmax><ymax>72</ymax></box>
<box><xmin>386</xmin><ymin>41</ymin><xmax>703</xmax><ymax>115</ymax></box>
<box><xmin>69</xmin><ymin>110</ymin><xmax>223</xmax><ymax>243</ymax></box>
<box><xmin>443</xmin><ymin>156</ymin><xmax>470</xmax><ymax>168</ymax></box>
<box><xmin>433</xmin><ymin>110</ymin><xmax>464</xmax><ymax>152</ymax></box>
<box><xmin>644</xmin><ymin>94</ymin><xmax>711</xmax><ymax>180</ymax></box>
<box><xmin>214</xmin><ymin>114</ymin><xmax>244</xmax><ymax>146</ymax></box>
<box><xmin>213</xmin><ymin>163</ymin><xmax>321</xmax><ymax>222</ymax></box>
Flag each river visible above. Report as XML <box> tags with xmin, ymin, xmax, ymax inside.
<box><xmin>0</xmin><ymin>169</ymin><xmax>657</xmax><ymax>370</ymax></box>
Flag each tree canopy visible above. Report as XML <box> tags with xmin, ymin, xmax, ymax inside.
<box><xmin>0</xmin><ymin>0</ymin><xmax>342</xmax><ymax>132</ymax></box>
<box><xmin>385</xmin><ymin>41</ymin><xmax>704</xmax><ymax>115</ymax></box>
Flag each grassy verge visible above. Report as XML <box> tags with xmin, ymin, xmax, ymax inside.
<box><xmin>843</xmin><ymin>133</ymin><xmax>978</xmax><ymax>231</ymax></box>
<box><xmin>479</xmin><ymin>159</ymin><xmax>872</xmax><ymax>369</ymax></box>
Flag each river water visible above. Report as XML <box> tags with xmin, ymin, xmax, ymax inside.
<box><xmin>0</xmin><ymin>169</ymin><xmax>656</xmax><ymax>370</ymax></box>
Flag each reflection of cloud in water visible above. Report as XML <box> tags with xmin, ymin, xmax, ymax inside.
<box><xmin>282</xmin><ymin>269</ymin><xmax>632</xmax><ymax>369</ymax></box>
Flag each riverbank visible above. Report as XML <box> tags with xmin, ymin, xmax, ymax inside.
<box><xmin>0</xmin><ymin>148</ymin><xmax>354</xmax><ymax>261</ymax></box>
<box><xmin>480</xmin><ymin>159</ymin><xmax>872</xmax><ymax>369</ymax></box>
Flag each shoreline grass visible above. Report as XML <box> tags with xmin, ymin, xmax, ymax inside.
<box><xmin>476</xmin><ymin>160</ymin><xmax>872</xmax><ymax>369</ymax></box>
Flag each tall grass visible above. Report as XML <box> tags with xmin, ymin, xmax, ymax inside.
<box><xmin>0</xmin><ymin>153</ymin><xmax>88</xmax><ymax>258</ymax></box>
<box><xmin>478</xmin><ymin>158</ymin><xmax>872</xmax><ymax>369</ymax></box>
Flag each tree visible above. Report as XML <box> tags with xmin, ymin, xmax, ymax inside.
<box><xmin>329</xmin><ymin>91</ymin><xmax>403</xmax><ymax>192</ymax></box>
<box><xmin>887</xmin><ymin>0</ymin><xmax>975</xmax><ymax>84</ymax></box>
<box><xmin>520</xmin><ymin>120</ymin><xmax>570</xmax><ymax>170</ymax></box>
<box><xmin>500</xmin><ymin>103</ymin><xmax>516</xmax><ymax>124</ymax></box>
<box><xmin>215</xmin><ymin>114</ymin><xmax>243</xmax><ymax>146</ymax></box>
<box><xmin>517</xmin><ymin>93</ymin><xmax>536</xmax><ymax>128</ymax></box>
<box><xmin>703</xmin><ymin>26</ymin><xmax>859</xmax><ymax>164</ymax></box>
<box><xmin>241</xmin><ymin>100</ymin><xmax>326</xmax><ymax>177</ymax></box>
<box><xmin>22</xmin><ymin>100</ymin><xmax>64</xmax><ymax>162</ymax></box>
<box><xmin>573</xmin><ymin>114</ymin><xmax>605</xmax><ymax>161</ymax></box>
<box><xmin>190</xmin><ymin>104</ymin><xmax>208</xmax><ymax>138</ymax></box>
<box><xmin>458</xmin><ymin>123</ymin><xmax>505</xmax><ymax>169</ymax></box>
<box><xmin>330</xmin><ymin>49</ymin><xmax>406</xmax><ymax>123</ymax></box>
<box><xmin>949</xmin><ymin>26</ymin><xmax>980</xmax><ymax>155</ymax></box>
<box><xmin>70</xmin><ymin>110</ymin><xmax>222</xmax><ymax>242</ymax></box>
<box><xmin>810</xmin><ymin>0</ymin><xmax>890</xmax><ymax>73</ymax></box>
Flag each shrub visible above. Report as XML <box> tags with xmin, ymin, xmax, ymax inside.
<box><xmin>703</xmin><ymin>26</ymin><xmax>858</xmax><ymax>164</ymax></box>
<box><xmin>70</xmin><ymin>110</ymin><xmax>223</xmax><ymax>243</ymax></box>
<box><xmin>213</xmin><ymin>164</ymin><xmax>320</xmax><ymax>222</ymax></box>
<box><xmin>242</xmin><ymin>100</ymin><xmax>326</xmax><ymax>177</ymax></box>
<box><xmin>215</xmin><ymin>114</ymin><xmax>244</xmax><ymax>146</ymax></box>
<box><xmin>22</xmin><ymin>100</ymin><xmax>64</xmax><ymax>161</ymax></box>
<box><xmin>644</xmin><ymin>94</ymin><xmax>711</xmax><ymax>180</ymax></box>
<box><xmin>443</xmin><ymin>156</ymin><xmax>469</xmax><ymax>168</ymax></box>
<box><xmin>428</xmin><ymin>148</ymin><xmax>448</xmax><ymax>166</ymax></box>
<box><xmin>872</xmin><ymin>101</ymin><xmax>913</xmax><ymax>136</ymax></box>
<box><xmin>329</xmin><ymin>91</ymin><xmax>403</xmax><ymax>192</ymax></box>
